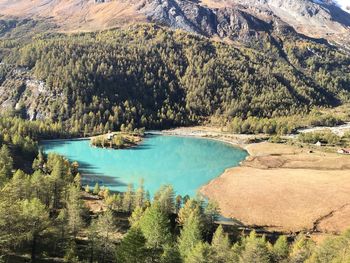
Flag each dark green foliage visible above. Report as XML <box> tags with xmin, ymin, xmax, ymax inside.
<box><xmin>0</xmin><ymin>145</ymin><xmax>13</xmax><ymax>186</ymax></box>
<box><xmin>271</xmin><ymin>235</ymin><xmax>290</xmax><ymax>263</ymax></box>
<box><xmin>185</xmin><ymin>242</ymin><xmax>215</xmax><ymax>263</ymax></box>
<box><xmin>3</xmin><ymin>24</ymin><xmax>348</xmax><ymax>134</ymax></box>
<box><xmin>239</xmin><ymin>231</ymin><xmax>271</xmax><ymax>263</ymax></box>
<box><xmin>154</xmin><ymin>184</ymin><xmax>176</xmax><ymax>214</ymax></box>
<box><xmin>178</xmin><ymin>213</ymin><xmax>203</xmax><ymax>260</ymax></box>
<box><xmin>139</xmin><ymin>203</ymin><xmax>172</xmax><ymax>249</ymax></box>
<box><xmin>298</xmin><ymin>131</ymin><xmax>341</xmax><ymax>145</ymax></box>
<box><xmin>226</xmin><ymin>111</ymin><xmax>345</xmax><ymax>135</ymax></box>
<box><xmin>211</xmin><ymin>225</ymin><xmax>232</xmax><ymax>263</ymax></box>
<box><xmin>307</xmin><ymin>230</ymin><xmax>350</xmax><ymax>263</ymax></box>
<box><xmin>116</xmin><ymin>227</ymin><xmax>149</xmax><ymax>263</ymax></box>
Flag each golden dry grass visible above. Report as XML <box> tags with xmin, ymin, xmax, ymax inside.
<box><xmin>201</xmin><ymin>142</ymin><xmax>350</xmax><ymax>233</ymax></box>
<box><xmin>0</xmin><ymin>0</ymin><xmax>147</xmax><ymax>31</ymax></box>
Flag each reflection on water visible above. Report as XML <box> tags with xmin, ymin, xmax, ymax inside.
<box><xmin>41</xmin><ymin>135</ymin><xmax>247</xmax><ymax>196</ymax></box>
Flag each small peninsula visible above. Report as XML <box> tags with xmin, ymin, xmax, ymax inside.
<box><xmin>90</xmin><ymin>129</ymin><xmax>144</xmax><ymax>149</ymax></box>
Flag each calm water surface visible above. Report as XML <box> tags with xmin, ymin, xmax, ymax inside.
<box><xmin>42</xmin><ymin>135</ymin><xmax>247</xmax><ymax>197</ymax></box>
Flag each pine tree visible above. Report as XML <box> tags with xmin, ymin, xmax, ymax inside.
<box><xmin>271</xmin><ymin>235</ymin><xmax>289</xmax><ymax>262</ymax></box>
<box><xmin>161</xmin><ymin>244</ymin><xmax>182</xmax><ymax>263</ymax></box>
<box><xmin>134</xmin><ymin>179</ymin><xmax>145</xmax><ymax>208</ymax></box>
<box><xmin>95</xmin><ymin>210</ymin><xmax>117</xmax><ymax>263</ymax></box>
<box><xmin>175</xmin><ymin>195</ymin><xmax>182</xmax><ymax>214</ymax></box>
<box><xmin>289</xmin><ymin>234</ymin><xmax>315</xmax><ymax>263</ymax></box>
<box><xmin>139</xmin><ymin>203</ymin><xmax>172</xmax><ymax>250</ymax></box>
<box><xmin>66</xmin><ymin>185</ymin><xmax>85</xmax><ymax>237</ymax></box>
<box><xmin>185</xmin><ymin>242</ymin><xmax>214</xmax><ymax>263</ymax></box>
<box><xmin>73</xmin><ymin>173</ymin><xmax>81</xmax><ymax>188</ymax></box>
<box><xmin>64</xmin><ymin>241</ymin><xmax>80</xmax><ymax>263</ymax></box>
<box><xmin>122</xmin><ymin>183</ymin><xmax>134</xmax><ymax>212</ymax></box>
<box><xmin>177</xmin><ymin>198</ymin><xmax>202</xmax><ymax>226</ymax></box>
<box><xmin>154</xmin><ymin>184</ymin><xmax>176</xmax><ymax>214</ymax></box>
<box><xmin>239</xmin><ymin>231</ymin><xmax>271</xmax><ymax>263</ymax></box>
<box><xmin>0</xmin><ymin>145</ymin><xmax>13</xmax><ymax>186</ymax></box>
<box><xmin>178</xmin><ymin>213</ymin><xmax>203</xmax><ymax>260</ymax></box>
<box><xmin>19</xmin><ymin>198</ymin><xmax>51</xmax><ymax>262</ymax></box>
<box><xmin>129</xmin><ymin>206</ymin><xmax>145</xmax><ymax>227</ymax></box>
<box><xmin>211</xmin><ymin>225</ymin><xmax>232</xmax><ymax>263</ymax></box>
<box><xmin>117</xmin><ymin>227</ymin><xmax>149</xmax><ymax>263</ymax></box>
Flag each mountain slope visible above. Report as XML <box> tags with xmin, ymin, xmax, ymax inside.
<box><xmin>0</xmin><ymin>1</ymin><xmax>349</xmax><ymax>132</ymax></box>
<box><xmin>0</xmin><ymin>0</ymin><xmax>349</xmax><ymax>47</ymax></box>
<box><xmin>0</xmin><ymin>24</ymin><xmax>349</xmax><ymax>132</ymax></box>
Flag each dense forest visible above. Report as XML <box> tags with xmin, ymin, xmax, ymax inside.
<box><xmin>0</xmin><ymin>24</ymin><xmax>349</xmax><ymax>134</ymax></box>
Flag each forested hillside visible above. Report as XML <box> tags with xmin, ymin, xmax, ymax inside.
<box><xmin>0</xmin><ymin>24</ymin><xmax>349</xmax><ymax>134</ymax></box>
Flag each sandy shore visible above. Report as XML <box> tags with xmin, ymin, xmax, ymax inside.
<box><xmin>163</xmin><ymin>126</ymin><xmax>350</xmax><ymax>234</ymax></box>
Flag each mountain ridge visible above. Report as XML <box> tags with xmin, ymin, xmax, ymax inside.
<box><xmin>0</xmin><ymin>0</ymin><xmax>349</xmax><ymax>47</ymax></box>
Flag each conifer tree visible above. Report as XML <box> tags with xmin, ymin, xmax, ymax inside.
<box><xmin>139</xmin><ymin>203</ymin><xmax>172</xmax><ymax>250</ymax></box>
<box><xmin>134</xmin><ymin>179</ymin><xmax>145</xmax><ymax>208</ymax></box>
<box><xmin>95</xmin><ymin>210</ymin><xmax>117</xmax><ymax>263</ymax></box>
<box><xmin>178</xmin><ymin>213</ymin><xmax>203</xmax><ymax>260</ymax></box>
<box><xmin>20</xmin><ymin>198</ymin><xmax>51</xmax><ymax>262</ymax></box>
<box><xmin>239</xmin><ymin>231</ymin><xmax>271</xmax><ymax>263</ymax></box>
<box><xmin>271</xmin><ymin>235</ymin><xmax>289</xmax><ymax>263</ymax></box>
<box><xmin>154</xmin><ymin>184</ymin><xmax>176</xmax><ymax>214</ymax></box>
<box><xmin>0</xmin><ymin>145</ymin><xmax>13</xmax><ymax>186</ymax></box>
<box><xmin>117</xmin><ymin>227</ymin><xmax>149</xmax><ymax>263</ymax></box>
<box><xmin>186</xmin><ymin>242</ymin><xmax>214</xmax><ymax>263</ymax></box>
<box><xmin>66</xmin><ymin>185</ymin><xmax>85</xmax><ymax>237</ymax></box>
<box><xmin>211</xmin><ymin>225</ymin><xmax>232</xmax><ymax>263</ymax></box>
<box><xmin>122</xmin><ymin>183</ymin><xmax>134</xmax><ymax>212</ymax></box>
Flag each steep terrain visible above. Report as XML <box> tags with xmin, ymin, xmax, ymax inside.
<box><xmin>0</xmin><ymin>0</ymin><xmax>349</xmax><ymax>132</ymax></box>
<box><xmin>0</xmin><ymin>24</ymin><xmax>349</xmax><ymax>132</ymax></box>
<box><xmin>0</xmin><ymin>0</ymin><xmax>349</xmax><ymax>47</ymax></box>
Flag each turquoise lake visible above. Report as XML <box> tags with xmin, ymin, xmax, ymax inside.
<box><xmin>42</xmin><ymin>135</ymin><xmax>247</xmax><ymax>197</ymax></box>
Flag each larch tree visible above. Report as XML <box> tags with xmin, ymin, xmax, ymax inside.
<box><xmin>178</xmin><ymin>213</ymin><xmax>203</xmax><ymax>260</ymax></box>
<box><xmin>211</xmin><ymin>225</ymin><xmax>232</xmax><ymax>263</ymax></box>
<box><xmin>66</xmin><ymin>184</ymin><xmax>85</xmax><ymax>238</ymax></box>
<box><xmin>122</xmin><ymin>183</ymin><xmax>134</xmax><ymax>212</ymax></box>
<box><xmin>139</xmin><ymin>203</ymin><xmax>172</xmax><ymax>260</ymax></box>
<box><xmin>0</xmin><ymin>145</ymin><xmax>13</xmax><ymax>186</ymax></box>
<box><xmin>19</xmin><ymin>198</ymin><xmax>51</xmax><ymax>262</ymax></box>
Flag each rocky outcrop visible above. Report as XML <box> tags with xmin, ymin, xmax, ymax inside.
<box><xmin>0</xmin><ymin>0</ymin><xmax>348</xmax><ymax>46</ymax></box>
<box><xmin>0</xmin><ymin>65</ymin><xmax>57</xmax><ymax>120</ymax></box>
<box><xmin>141</xmin><ymin>0</ymin><xmax>272</xmax><ymax>42</ymax></box>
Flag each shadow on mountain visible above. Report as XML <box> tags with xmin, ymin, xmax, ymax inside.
<box><xmin>325</xmin><ymin>4</ymin><xmax>350</xmax><ymax>27</ymax></box>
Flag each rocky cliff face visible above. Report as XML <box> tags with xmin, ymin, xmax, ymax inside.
<box><xmin>141</xmin><ymin>0</ymin><xmax>272</xmax><ymax>42</ymax></box>
<box><xmin>0</xmin><ymin>0</ymin><xmax>348</xmax><ymax>47</ymax></box>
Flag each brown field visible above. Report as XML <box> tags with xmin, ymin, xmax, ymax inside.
<box><xmin>201</xmin><ymin>142</ymin><xmax>350</xmax><ymax>233</ymax></box>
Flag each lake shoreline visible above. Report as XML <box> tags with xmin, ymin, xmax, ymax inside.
<box><xmin>42</xmin><ymin>133</ymin><xmax>246</xmax><ymax>198</ymax></box>
<box><xmin>164</xmin><ymin>126</ymin><xmax>350</xmax><ymax>236</ymax></box>
<box><xmin>41</xmin><ymin>126</ymin><xmax>350</xmax><ymax>237</ymax></box>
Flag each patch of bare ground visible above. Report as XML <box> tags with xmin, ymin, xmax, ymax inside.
<box><xmin>82</xmin><ymin>191</ymin><xmax>106</xmax><ymax>213</ymax></box>
<box><xmin>200</xmin><ymin>142</ymin><xmax>350</xmax><ymax>234</ymax></box>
